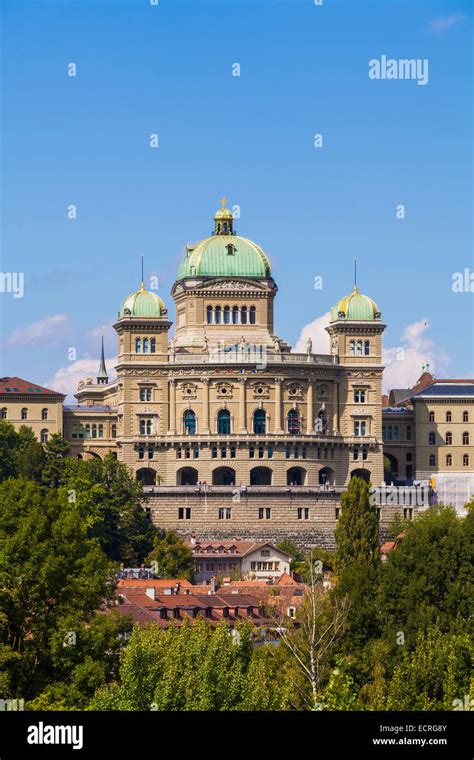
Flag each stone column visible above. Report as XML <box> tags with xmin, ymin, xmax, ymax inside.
<box><xmin>238</xmin><ymin>378</ymin><xmax>247</xmax><ymax>433</ymax></box>
<box><xmin>168</xmin><ymin>379</ymin><xmax>176</xmax><ymax>434</ymax></box>
<box><xmin>274</xmin><ymin>377</ymin><xmax>283</xmax><ymax>433</ymax></box>
<box><xmin>306</xmin><ymin>380</ymin><xmax>314</xmax><ymax>434</ymax></box>
<box><xmin>332</xmin><ymin>381</ymin><xmax>339</xmax><ymax>434</ymax></box>
<box><xmin>201</xmin><ymin>378</ymin><xmax>210</xmax><ymax>434</ymax></box>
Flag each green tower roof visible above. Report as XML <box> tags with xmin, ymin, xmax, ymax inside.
<box><xmin>330</xmin><ymin>287</ymin><xmax>380</xmax><ymax>321</ymax></box>
<box><xmin>119</xmin><ymin>283</ymin><xmax>166</xmax><ymax>319</ymax></box>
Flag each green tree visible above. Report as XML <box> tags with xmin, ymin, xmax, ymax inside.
<box><xmin>0</xmin><ymin>420</ymin><xmax>19</xmax><ymax>480</ymax></box>
<box><xmin>62</xmin><ymin>454</ymin><xmax>157</xmax><ymax>565</ymax></box>
<box><xmin>0</xmin><ymin>478</ymin><xmax>130</xmax><ymax>702</ymax></box>
<box><xmin>335</xmin><ymin>477</ymin><xmax>379</xmax><ymax>573</ymax></box>
<box><xmin>41</xmin><ymin>433</ymin><xmax>70</xmax><ymax>488</ymax></box>
<box><xmin>92</xmin><ymin>619</ymin><xmax>289</xmax><ymax>711</ymax></box>
<box><xmin>147</xmin><ymin>530</ymin><xmax>194</xmax><ymax>580</ymax></box>
<box><xmin>379</xmin><ymin>505</ymin><xmax>473</xmax><ymax>647</ymax></box>
<box><xmin>333</xmin><ymin>478</ymin><xmax>380</xmax><ymax>652</ymax></box>
<box><xmin>15</xmin><ymin>426</ymin><xmax>45</xmax><ymax>481</ymax></box>
<box><xmin>385</xmin><ymin>626</ymin><xmax>473</xmax><ymax>711</ymax></box>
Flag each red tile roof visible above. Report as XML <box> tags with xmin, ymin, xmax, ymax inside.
<box><xmin>0</xmin><ymin>376</ymin><xmax>64</xmax><ymax>397</ymax></box>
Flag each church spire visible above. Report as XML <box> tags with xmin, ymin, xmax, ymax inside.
<box><xmin>97</xmin><ymin>335</ymin><xmax>108</xmax><ymax>385</ymax></box>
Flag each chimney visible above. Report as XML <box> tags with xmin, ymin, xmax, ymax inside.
<box><xmin>145</xmin><ymin>587</ymin><xmax>156</xmax><ymax>600</ymax></box>
<box><xmin>190</xmin><ymin>532</ymin><xmax>197</xmax><ymax>546</ymax></box>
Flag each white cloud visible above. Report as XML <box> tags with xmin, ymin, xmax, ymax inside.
<box><xmin>45</xmin><ymin>357</ymin><xmax>117</xmax><ymax>402</ymax></box>
<box><xmin>6</xmin><ymin>314</ymin><xmax>72</xmax><ymax>348</ymax></box>
<box><xmin>293</xmin><ymin>311</ymin><xmax>331</xmax><ymax>354</ymax></box>
<box><xmin>428</xmin><ymin>13</ymin><xmax>467</xmax><ymax>33</ymax></box>
<box><xmin>383</xmin><ymin>319</ymin><xmax>450</xmax><ymax>393</ymax></box>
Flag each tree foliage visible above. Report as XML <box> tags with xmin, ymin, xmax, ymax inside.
<box><xmin>92</xmin><ymin>619</ymin><xmax>290</xmax><ymax>711</ymax></box>
<box><xmin>146</xmin><ymin>530</ymin><xmax>194</xmax><ymax>580</ymax></box>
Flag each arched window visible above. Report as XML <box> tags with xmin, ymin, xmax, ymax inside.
<box><xmin>0</xmin><ymin>408</ymin><xmax>6</xmax><ymax>419</ymax></box>
<box><xmin>40</xmin><ymin>429</ymin><xmax>49</xmax><ymax>444</ymax></box>
<box><xmin>215</xmin><ymin>306</ymin><xmax>222</xmax><ymax>324</ymax></box>
<box><xmin>150</xmin><ymin>338</ymin><xmax>156</xmax><ymax>353</ymax></box>
<box><xmin>72</xmin><ymin>424</ymin><xmax>78</xmax><ymax>439</ymax></box>
<box><xmin>184</xmin><ymin>410</ymin><xmax>196</xmax><ymax>435</ymax></box>
<box><xmin>356</xmin><ymin>340</ymin><xmax>363</xmax><ymax>356</ymax></box>
<box><xmin>223</xmin><ymin>306</ymin><xmax>230</xmax><ymax>324</ymax></box>
<box><xmin>463</xmin><ymin>431</ymin><xmax>469</xmax><ymax>445</ymax></box>
<box><xmin>135</xmin><ymin>338</ymin><xmax>142</xmax><ymax>353</ymax></box>
<box><xmin>226</xmin><ymin>243</ymin><xmax>234</xmax><ymax>255</ymax></box>
<box><xmin>143</xmin><ymin>338</ymin><xmax>150</xmax><ymax>354</ymax></box>
<box><xmin>463</xmin><ymin>410</ymin><xmax>469</xmax><ymax>423</ymax></box>
<box><xmin>446</xmin><ymin>411</ymin><xmax>452</xmax><ymax>423</ymax></box>
<box><xmin>111</xmin><ymin>424</ymin><xmax>117</xmax><ymax>439</ymax></box>
<box><xmin>349</xmin><ymin>340</ymin><xmax>355</xmax><ymax>355</ymax></box>
<box><xmin>429</xmin><ymin>411</ymin><xmax>435</xmax><ymax>422</ymax></box>
<box><xmin>253</xmin><ymin>408</ymin><xmax>266</xmax><ymax>434</ymax></box>
<box><xmin>232</xmin><ymin>306</ymin><xmax>239</xmax><ymax>324</ymax></box>
<box><xmin>429</xmin><ymin>454</ymin><xmax>436</xmax><ymax>466</ymax></box>
<box><xmin>287</xmin><ymin>409</ymin><xmax>300</xmax><ymax>434</ymax></box>
<box><xmin>364</xmin><ymin>340</ymin><xmax>370</xmax><ymax>355</ymax></box>
<box><xmin>84</xmin><ymin>424</ymin><xmax>91</xmax><ymax>439</ymax></box>
<box><xmin>217</xmin><ymin>409</ymin><xmax>231</xmax><ymax>434</ymax></box>
<box><xmin>92</xmin><ymin>424</ymin><xmax>97</xmax><ymax>439</ymax></box>
<box><xmin>446</xmin><ymin>454</ymin><xmax>452</xmax><ymax>466</ymax></box>
<box><xmin>206</xmin><ymin>306</ymin><xmax>213</xmax><ymax>324</ymax></box>
<box><xmin>428</xmin><ymin>432</ymin><xmax>435</xmax><ymax>445</ymax></box>
<box><xmin>98</xmin><ymin>424</ymin><xmax>104</xmax><ymax>439</ymax></box>
<box><xmin>463</xmin><ymin>454</ymin><xmax>469</xmax><ymax>467</ymax></box>
<box><xmin>21</xmin><ymin>408</ymin><xmax>27</xmax><ymax>420</ymax></box>
<box><xmin>241</xmin><ymin>306</ymin><xmax>247</xmax><ymax>324</ymax></box>
<box><xmin>445</xmin><ymin>432</ymin><xmax>452</xmax><ymax>445</ymax></box>
<box><xmin>41</xmin><ymin>408</ymin><xmax>48</xmax><ymax>420</ymax></box>
<box><xmin>249</xmin><ymin>306</ymin><xmax>256</xmax><ymax>324</ymax></box>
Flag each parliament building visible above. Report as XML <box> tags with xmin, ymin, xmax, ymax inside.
<box><xmin>2</xmin><ymin>202</ymin><xmax>472</xmax><ymax>546</ymax></box>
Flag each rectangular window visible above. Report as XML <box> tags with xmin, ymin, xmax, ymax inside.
<box><xmin>226</xmin><ymin>507</ymin><xmax>232</xmax><ymax>520</ymax></box>
<box><xmin>354</xmin><ymin>390</ymin><xmax>366</xmax><ymax>403</ymax></box>
<box><xmin>179</xmin><ymin>507</ymin><xmax>191</xmax><ymax>520</ymax></box>
<box><xmin>382</xmin><ymin>425</ymin><xmax>386</xmax><ymax>439</ymax></box>
<box><xmin>266</xmin><ymin>508</ymin><xmax>271</xmax><ymax>520</ymax></box>
<box><xmin>335</xmin><ymin>507</ymin><xmax>340</xmax><ymax>520</ymax></box>
<box><xmin>362</xmin><ymin>449</ymin><xmax>368</xmax><ymax>461</ymax></box>
<box><xmin>268</xmin><ymin>446</ymin><xmax>273</xmax><ymax>459</ymax></box>
<box><xmin>406</xmin><ymin>452</ymin><xmax>413</xmax><ymax>462</ymax></box>
<box><xmin>218</xmin><ymin>508</ymin><xmax>225</xmax><ymax>520</ymax></box>
<box><xmin>393</xmin><ymin>426</ymin><xmax>400</xmax><ymax>441</ymax></box>
<box><xmin>258</xmin><ymin>508</ymin><xmax>264</xmax><ymax>520</ymax></box>
<box><xmin>251</xmin><ymin>562</ymin><xmax>256</xmax><ymax>571</ymax></box>
<box><xmin>404</xmin><ymin>508</ymin><xmax>413</xmax><ymax>520</ymax></box>
<box><xmin>353</xmin><ymin>449</ymin><xmax>359</xmax><ymax>460</ymax></box>
<box><xmin>297</xmin><ymin>507</ymin><xmax>303</xmax><ymax>519</ymax></box>
<box><xmin>261</xmin><ymin>549</ymin><xmax>270</xmax><ymax>556</ymax></box>
<box><xmin>406</xmin><ymin>425</ymin><xmax>412</xmax><ymax>441</ymax></box>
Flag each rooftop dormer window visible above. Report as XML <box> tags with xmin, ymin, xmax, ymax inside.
<box><xmin>226</xmin><ymin>243</ymin><xmax>235</xmax><ymax>255</ymax></box>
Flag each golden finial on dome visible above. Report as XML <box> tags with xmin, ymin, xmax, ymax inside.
<box><xmin>220</xmin><ymin>196</ymin><xmax>228</xmax><ymax>208</ymax></box>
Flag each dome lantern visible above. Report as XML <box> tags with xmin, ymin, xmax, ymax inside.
<box><xmin>213</xmin><ymin>197</ymin><xmax>235</xmax><ymax>236</ymax></box>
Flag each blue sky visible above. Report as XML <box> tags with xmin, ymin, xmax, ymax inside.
<box><xmin>0</xmin><ymin>0</ymin><xmax>472</xmax><ymax>397</ymax></box>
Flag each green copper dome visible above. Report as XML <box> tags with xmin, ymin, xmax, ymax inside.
<box><xmin>177</xmin><ymin>235</ymin><xmax>272</xmax><ymax>280</ymax></box>
<box><xmin>330</xmin><ymin>287</ymin><xmax>380</xmax><ymax>322</ymax></box>
<box><xmin>176</xmin><ymin>200</ymin><xmax>272</xmax><ymax>280</ymax></box>
<box><xmin>119</xmin><ymin>284</ymin><xmax>166</xmax><ymax>319</ymax></box>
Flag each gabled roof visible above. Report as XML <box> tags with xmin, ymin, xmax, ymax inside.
<box><xmin>0</xmin><ymin>376</ymin><xmax>64</xmax><ymax>398</ymax></box>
